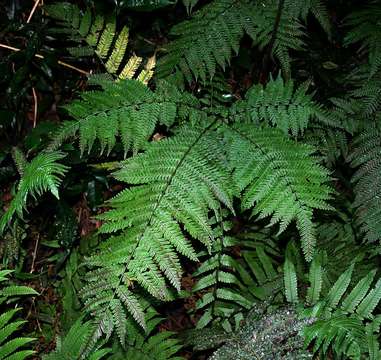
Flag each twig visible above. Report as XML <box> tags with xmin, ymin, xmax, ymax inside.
<box><xmin>0</xmin><ymin>43</ymin><xmax>90</xmax><ymax>75</ymax></box>
<box><xmin>32</xmin><ymin>87</ymin><xmax>38</xmax><ymax>128</ymax></box>
<box><xmin>30</xmin><ymin>234</ymin><xmax>40</xmax><ymax>273</ymax></box>
<box><xmin>27</xmin><ymin>0</ymin><xmax>41</xmax><ymax>24</ymax></box>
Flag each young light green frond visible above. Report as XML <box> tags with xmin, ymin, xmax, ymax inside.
<box><xmin>49</xmin><ymin>79</ymin><xmax>202</xmax><ymax>156</ymax></box>
<box><xmin>230</xmin><ymin>76</ymin><xmax>320</xmax><ymax>136</ymax></box>
<box><xmin>81</xmin><ymin>125</ymin><xmax>233</xmax><ymax>342</ymax></box>
<box><xmin>225</xmin><ymin>123</ymin><xmax>333</xmax><ymax>261</ymax></box>
<box><xmin>45</xmin><ymin>2</ymin><xmax>153</xmax><ymax>81</ymax></box>
<box><xmin>0</xmin><ymin>151</ymin><xmax>68</xmax><ymax>234</ymax></box>
<box><xmin>348</xmin><ymin>124</ymin><xmax>381</xmax><ymax>243</ymax></box>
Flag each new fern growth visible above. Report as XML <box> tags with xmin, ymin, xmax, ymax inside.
<box><xmin>0</xmin><ymin>150</ymin><xmax>68</xmax><ymax>234</ymax></box>
<box><xmin>45</xmin><ymin>2</ymin><xmax>155</xmax><ymax>82</ymax></box>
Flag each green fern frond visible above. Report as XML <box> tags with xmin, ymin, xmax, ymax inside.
<box><xmin>306</xmin><ymin>255</ymin><xmax>323</xmax><ymax>305</ymax></box>
<box><xmin>45</xmin><ymin>2</ymin><xmax>153</xmax><ymax>81</ymax></box>
<box><xmin>285</xmin><ymin>0</ymin><xmax>331</xmax><ymax>37</ymax></box>
<box><xmin>344</xmin><ymin>1</ymin><xmax>381</xmax><ymax>77</ymax></box>
<box><xmin>49</xmin><ymin>79</ymin><xmax>202</xmax><ymax>156</ymax></box>
<box><xmin>42</xmin><ymin>318</ymin><xmax>111</xmax><ymax>360</ymax></box>
<box><xmin>225</xmin><ymin>123</ymin><xmax>333</xmax><ymax>261</ymax></box>
<box><xmin>109</xmin><ymin>307</ymin><xmax>182</xmax><ymax>359</ymax></box>
<box><xmin>348</xmin><ymin>124</ymin><xmax>381</xmax><ymax>243</ymax></box>
<box><xmin>304</xmin><ymin>265</ymin><xmax>381</xmax><ymax>359</ymax></box>
<box><xmin>156</xmin><ymin>0</ymin><xmax>256</xmax><ymax>81</ymax></box>
<box><xmin>284</xmin><ymin>254</ymin><xmax>298</xmax><ymax>303</ymax></box>
<box><xmin>230</xmin><ymin>76</ymin><xmax>322</xmax><ymax>136</ymax></box>
<box><xmin>157</xmin><ymin>0</ymin><xmax>305</xmax><ymax>80</ymax></box>
<box><xmin>81</xmin><ymin>124</ymin><xmax>233</xmax><ymax>343</ymax></box>
<box><xmin>193</xmin><ymin>222</ymin><xmax>283</xmax><ymax>330</ymax></box>
<box><xmin>0</xmin><ymin>271</ymin><xmax>38</xmax><ymax>360</ymax></box>
<box><xmin>0</xmin><ymin>151</ymin><xmax>68</xmax><ymax>234</ymax></box>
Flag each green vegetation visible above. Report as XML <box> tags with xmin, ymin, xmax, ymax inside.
<box><xmin>0</xmin><ymin>0</ymin><xmax>380</xmax><ymax>358</ymax></box>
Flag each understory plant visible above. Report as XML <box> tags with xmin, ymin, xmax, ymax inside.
<box><xmin>0</xmin><ymin>0</ymin><xmax>381</xmax><ymax>359</ymax></box>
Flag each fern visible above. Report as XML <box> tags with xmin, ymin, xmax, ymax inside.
<box><xmin>80</xmin><ymin>124</ymin><xmax>233</xmax><ymax>344</ymax></box>
<box><xmin>42</xmin><ymin>318</ymin><xmax>111</xmax><ymax>360</ymax></box>
<box><xmin>193</xmin><ymin>219</ymin><xmax>283</xmax><ymax>330</ymax></box>
<box><xmin>348</xmin><ymin>124</ymin><xmax>381</xmax><ymax>243</ymax></box>
<box><xmin>45</xmin><ymin>2</ymin><xmax>154</xmax><ymax>82</ymax></box>
<box><xmin>230</xmin><ymin>76</ymin><xmax>326</xmax><ymax>136</ymax></box>
<box><xmin>284</xmin><ymin>0</ymin><xmax>331</xmax><ymax>37</ymax></box>
<box><xmin>0</xmin><ymin>150</ymin><xmax>68</xmax><ymax>234</ymax></box>
<box><xmin>49</xmin><ymin>79</ymin><xmax>202</xmax><ymax>156</ymax></box>
<box><xmin>344</xmin><ymin>1</ymin><xmax>381</xmax><ymax>77</ymax></box>
<box><xmin>303</xmin><ymin>265</ymin><xmax>381</xmax><ymax>359</ymax></box>
<box><xmin>0</xmin><ymin>270</ymin><xmax>38</xmax><ymax>360</ymax></box>
<box><xmin>157</xmin><ymin>0</ymin><xmax>305</xmax><ymax>80</ymax></box>
<box><xmin>156</xmin><ymin>0</ymin><xmax>256</xmax><ymax>81</ymax></box>
<box><xmin>225</xmin><ymin>123</ymin><xmax>333</xmax><ymax>261</ymax></box>
<box><xmin>109</xmin><ymin>306</ymin><xmax>182</xmax><ymax>359</ymax></box>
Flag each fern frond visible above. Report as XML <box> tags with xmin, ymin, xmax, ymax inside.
<box><xmin>193</xmin><ymin>222</ymin><xmax>283</xmax><ymax>329</ymax></box>
<box><xmin>304</xmin><ymin>265</ymin><xmax>381</xmax><ymax>359</ymax></box>
<box><xmin>348</xmin><ymin>124</ymin><xmax>381</xmax><ymax>243</ymax></box>
<box><xmin>0</xmin><ymin>151</ymin><xmax>68</xmax><ymax>234</ymax></box>
<box><xmin>231</xmin><ymin>76</ymin><xmax>322</xmax><ymax>136</ymax></box>
<box><xmin>109</xmin><ymin>307</ymin><xmax>182</xmax><ymax>359</ymax></box>
<box><xmin>285</xmin><ymin>0</ymin><xmax>331</xmax><ymax>37</ymax></box>
<box><xmin>157</xmin><ymin>0</ymin><xmax>256</xmax><ymax>81</ymax></box>
<box><xmin>306</xmin><ymin>255</ymin><xmax>323</xmax><ymax>305</ymax></box>
<box><xmin>0</xmin><ymin>271</ymin><xmax>37</xmax><ymax>360</ymax></box>
<box><xmin>284</xmin><ymin>255</ymin><xmax>298</xmax><ymax>303</ymax></box>
<box><xmin>344</xmin><ymin>1</ymin><xmax>381</xmax><ymax>77</ymax></box>
<box><xmin>49</xmin><ymin>79</ymin><xmax>202</xmax><ymax>156</ymax></box>
<box><xmin>225</xmin><ymin>123</ymin><xmax>333</xmax><ymax>261</ymax></box>
<box><xmin>157</xmin><ymin>0</ymin><xmax>305</xmax><ymax>80</ymax></box>
<box><xmin>81</xmin><ymin>124</ymin><xmax>233</xmax><ymax>343</ymax></box>
<box><xmin>45</xmin><ymin>2</ymin><xmax>152</xmax><ymax>81</ymax></box>
<box><xmin>42</xmin><ymin>318</ymin><xmax>111</xmax><ymax>360</ymax></box>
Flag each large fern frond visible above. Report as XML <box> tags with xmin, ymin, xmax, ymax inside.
<box><xmin>225</xmin><ymin>123</ymin><xmax>333</xmax><ymax>261</ymax></box>
<box><xmin>45</xmin><ymin>2</ymin><xmax>154</xmax><ymax>81</ymax></box>
<box><xmin>348</xmin><ymin>124</ymin><xmax>381</xmax><ymax>243</ymax></box>
<box><xmin>49</xmin><ymin>79</ymin><xmax>202</xmax><ymax>156</ymax></box>
<box><xmin>80</xmin><ymin>124</ymin><xmax>233</xmax><ymax>344</ymax></box>
<box><xmin>157</xmin><ymin>0</ymin><xmax>305</xmax><ymax>81</ymax></box>
<box><xmin>0</xmin><ymin>150</ymin><xmax>68</xmax><ymax>234</ymax></box>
